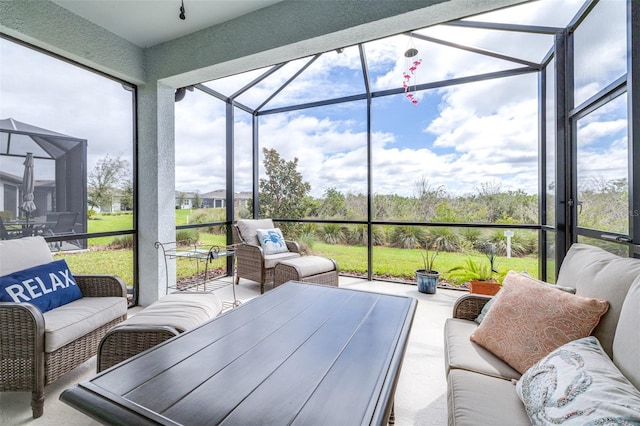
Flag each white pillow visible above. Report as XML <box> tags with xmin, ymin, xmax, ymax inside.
<box><xmin>0</xmin><ymin>236</ymin><xmax>54</xmax><ymax>275</ymax></box>
<box><xmin>516</xmin><ymin>336</ymin><xmax>640</xmax><ymax>425</ymax></box>
<box><xmin>255</xmin><ymin>228</ymin><xmax>289</xmax><ymax>255</ymax></box>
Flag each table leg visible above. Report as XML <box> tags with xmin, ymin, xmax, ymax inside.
<box><xmin>388</xmin><ymin>402</ymin><xmax>395</xmax><ymax>425</ymax></box>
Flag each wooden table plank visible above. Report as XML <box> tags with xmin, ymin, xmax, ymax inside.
<box><xmin>132</xmin><ymin>287</ymin><xmax>353</xmax><ymax>416</ymax></box>
<box><xmin>93</xmin><ymin>283</ymin><xmax>310</xmax><ymax>394</ymax></box>
<box><xmin>60</xmin><ymin>282</ymin><xmax>417</xmax><ymax>426</ymax></box>
<box><xmin>292</xmin><ymin>295</ymin><xmax>413</xmax><ymax>425</ymax></box>
<box><xmin>209</xmin><ymin>291</ymin><xmax>382</xmax><ymax>425</ymax></box>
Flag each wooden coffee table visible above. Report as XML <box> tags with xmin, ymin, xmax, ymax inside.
<box><xmin>60</xmin><ymin>281</ymin><xmax>417</xmax><ymax>425</ymax></box>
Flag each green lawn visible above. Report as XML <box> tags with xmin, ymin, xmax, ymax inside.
<box><xmin>311</xmin><ymin>242</ymin><xmax>539</xmax><ymax>282</ymax></box>
<box><xmin>70</xmin><ymin>213</ymin><xmax>541</xmax><ymax>286</ymax></box>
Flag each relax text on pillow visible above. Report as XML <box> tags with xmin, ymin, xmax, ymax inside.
<box><xmin>0</xmin><ymin>259</ymin><xmax>82</xmax><ymax>312</ymax></box>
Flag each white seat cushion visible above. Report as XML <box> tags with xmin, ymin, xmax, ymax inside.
<box><xmin>121</xmin><ymin>293</ymin><xmax>223</xmax><ymax>332</ymax></box>
<box><xmin>448</xmin><ymin>368</ymin><xmax>529</xmax><ymax>426</ymax></box>
<box><xmin>444</xmin><ymin>318</ymin><xmax>521</xmax><ymax>381</ymax></box>
<box><xmin>43</xmin><ymin>297</ymin><xmax>127</xmax><ymax>352</ymax></box>
<box><xmin>264</xmin><ymin>252</ymin><xmax>300</xmax><ymax>269</ymax></box>
<box><xmin>277</xmin><ymin>256</ymin><xmax>336</xmax><ymax>277</ymax></box>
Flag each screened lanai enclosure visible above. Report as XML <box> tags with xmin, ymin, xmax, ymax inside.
<box><xmin>174</xmin><ymin>0</ymin><xmax>636</xmax><ymax>284</ymax></box>
<box><xmin>0</xmin><ymin>118</ymin><xmax>87</xmax><ymax>248</ymax></box>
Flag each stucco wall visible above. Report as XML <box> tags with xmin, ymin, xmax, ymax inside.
<box><xmin>0</xmin><ymin>0</ymin><xmax>144</xmax><ymax>84</ymax></box>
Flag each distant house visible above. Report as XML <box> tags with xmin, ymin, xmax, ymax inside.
<box><xmin>201</xmin><ymin>190</ymin><xmax>225</xmax><ymax>208</ymax></box>
<box><xmin>175</xmin><ymin>190</ymin><xmax>252</xmax><ymax>210</ymax></box>
<box><xmin>97</xmin><ymin>192</ymin><xmax>125</xmax><ymax>213</ymax></box>
<box><xmin>175</xmin><ymin>191</ymin><xmax>200</xmax><ymax>209</ymax></box>
<box><xmin>0</xmin><ymin>171</ymin><xmax>55</xmax><ymax>219</ymax></box>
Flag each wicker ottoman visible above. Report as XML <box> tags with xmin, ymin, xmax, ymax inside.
<box><xmin>273</xmin><ymin>256</ymin><xmax>339</xmax><ymax>287</ymax></box>
<box><xmin>96</xmin><ymin>292</ymin><xmax>222</xmax><ymax>372</ymax></box>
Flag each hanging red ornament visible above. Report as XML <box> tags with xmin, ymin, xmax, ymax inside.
<box><xmin>402</xmin><ymin>38</ymin><xmax>421</xmax><ymax>105</ymax></box>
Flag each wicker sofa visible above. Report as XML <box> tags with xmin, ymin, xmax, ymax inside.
<box><xmin>0</xmin><ymin>236</ymin><xmax>128</xmax><ymax>418</ymax></box>
<box><xmin>444</xmin><ymin>243</ymin><xmax>640</xmax><ymax>425</ymax></box>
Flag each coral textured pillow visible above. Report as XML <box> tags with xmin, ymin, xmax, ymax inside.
<box><xmin>474</xmin><ymin>272</ymin><xmax>576</xmax><ymax>324</ymax></box>
<box><xmin>470</xmin><ymin>270</ymin><xmax>609</xmax><ymax>374</ymax></box>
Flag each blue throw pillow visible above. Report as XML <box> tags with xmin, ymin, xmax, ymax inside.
<box><xmin>0</xmin><ymin>259</ymin><xmax>82</xmax><ymax>313</ymax></box>
<box><xmin>256</xmin><ymin>228</ymin><xmax>289</xmax><ymax>255</ymax></box>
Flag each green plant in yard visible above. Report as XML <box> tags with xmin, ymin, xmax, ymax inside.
<box><xmin>345</xmin><ymin>224</ymin><xmax>385</xmax><ymax>246</ymax></box>
<box><xmin>176</xmin><ymin>229</ymin><xmax>200</xmax><ymax>243</ymax></box>
<box><xmin>448</xmin><ymin>258</ymin><xmax>496</xmax><ymax>283</ymax></box>
<box><xmin>108</xmin><ymin>234</ymin><xmax>134</xmax><ymax>249</ymax></box>
<box><xmin>320</xmin><ymin>223</ymin><xmax>346</xmax><ymax>244</ymax></box>
<box><xmin>417</xmin><ymin>241</ymin><xmax>439</xmax><ymax>273</ymax></box>
<box><xmin>448</xmin><ymin>244</ymin><xmax>505</xmax><ymax>284</ymax></box>
<box><xmin>428</xmin><ymin>227</ymin><xmax>460</xmax><ymax>252</ymax></box>
<box><xmin>390</xmin><ymin>225</ymin><xmax>425</xmax><ymax>249</ymax></box>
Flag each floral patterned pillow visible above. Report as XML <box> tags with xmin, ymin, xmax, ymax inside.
<box><xmin>256</xmin><ymin>228</ymin><xmax>289</xmax><ymax>255</ymax></box>
<box><xmin>474</xmin><ymin>272</ymin><xmax>576</xmax><ymax>324</ymax></box>
<box><xmin>516</xmin><ymin>336</ymin><xmax>640</xmax><ymax>425</ymax></box>
<box><xmin>470</xmin><ymin>271</ymin><xmax>609</xmax><ymax>374</ymax></box>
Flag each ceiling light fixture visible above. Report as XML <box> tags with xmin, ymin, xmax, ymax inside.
<box><xmin>175</xmin><ymin>86</ymin><xmax>194</xmax><ymax>102</ymax></box>
<box><xmin>179</xmin><ymin>0</ymin><xmax>186</xmax><ymax>20</ymax></box>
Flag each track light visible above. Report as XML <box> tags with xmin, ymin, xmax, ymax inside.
<box><xmin>179</xmin><ymin>0</ymin><xmax>186</xmax><ymax>20</ymax></box>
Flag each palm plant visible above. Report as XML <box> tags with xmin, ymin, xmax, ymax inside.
<box><xmin>417</xmin><ymin>241</ymin><xmax>439</xmax><ymax>273</ymax></box>
<box><xmin>448</xmin><ymin>258</ymin><xmax>495</xmax><ymax>283</ymax></box>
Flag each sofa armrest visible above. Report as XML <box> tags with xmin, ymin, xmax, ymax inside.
<box><xmin>75</xmin><ymin>275</ymin><xmax>127</xmax><ymax>298</ymax></box>
<box><xmin>0</xmin><ymin>302</ymin><xmax>45</xmax><ymax>392</ymax></box>
<box><xmin>452</xmin><ymin>293</ymin><xmax>493</xmax><ymax>320</ymax></box>
<box><xmin>97</xmin><ymin>325</ymin><xmax>180</xmax><ymax>372</ymax></box>
<box><xmin>286</xmin><ymin>240</ymin><xmax>301</xmax><ymax>253</ymax></box>
<box><xmin>237</xmin><ymin>243</ymin><xmax>265</xmax><ymax>262</ymax></box>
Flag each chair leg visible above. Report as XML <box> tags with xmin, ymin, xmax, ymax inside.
<box><xmin>31</xmin><ymin>390</ymin><xmax>44</xmax><ymax>418</ymax></box>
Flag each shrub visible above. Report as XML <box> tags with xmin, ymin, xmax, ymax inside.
<box><xmin>344</xmin><ymin>225</ymin><xmax>386</xmax><ymax>246</ymax></box>
<box><xmin>427</xmin><ymin>227</ymin><xmax>460</xmax><ymax>252</ymax></box>
<box><xmin>487</xmin><ymin>229</ymin><xmax>537</xmax><ymax>257</ymax></box>
<box><xmin>320</xmin><ymin>223</ymin><xmax>346</xmax><ymax>244</ymax></box>
<box><xmin>176</xmin><ymin>229</ymin><xmax>200</xmax><ymax>243</ymax></box>
<box><xmin>459</xmin><ymin>227</ymin><xmax>481</xmax><ymax>244</ymax></box>
<box><xmin>108</xmin><ymin>234</ymin><xmax>134</xmax><ymax>249</ymax></box>
<box><xmin>389</xmin><ymin>226</ymin><xmax>425</xmax><ymax>249</ymax></box>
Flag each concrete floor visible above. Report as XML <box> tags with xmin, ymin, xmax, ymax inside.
<box><xmin>0</xmin><ymin>276</ymin><xmax>463</xmax><ymax>426</ymax></box>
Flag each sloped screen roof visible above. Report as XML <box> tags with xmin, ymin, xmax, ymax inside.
<box><xmin>0</xmin><ymin>117</ymin><xmax>86</xmax><ymax>160</ymax></box>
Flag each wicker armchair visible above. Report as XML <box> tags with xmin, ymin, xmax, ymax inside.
<box><xmin>232</xmin><ymin>219</ymin><xmax>301</xmax><ymax>294</ymax></box>
<box><xmin>451</xmin><ymin>293</ymin><xmax>493</xmax><ymax>321</ymax></box>
<box><xmin>0</xmin><ymin>237</ymin><xmax>127</xmax><ymax>418</ymax></box>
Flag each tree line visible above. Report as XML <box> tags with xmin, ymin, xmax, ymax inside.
<box><xmin>257</xmin><ymin>148</ymin><xmax>628</xmax><ymax>257</ymax></box>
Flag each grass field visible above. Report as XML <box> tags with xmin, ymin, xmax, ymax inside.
<box><xmin>65</xmin><ymin>212</ymin><xmax>541</xmax><ymax>287</ymax></box>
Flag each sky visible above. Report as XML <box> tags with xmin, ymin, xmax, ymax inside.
<box><xmin>0</xmin><ymin>0</ymin><xmax>629</xmax><ymax>202</ymax></box>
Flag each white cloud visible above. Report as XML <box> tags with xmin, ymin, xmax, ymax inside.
<box><xmin>0</xmin><ymin>39</ymin><xmax>134</xmax><ymax>179</ymax></box>
<box><xmin>577</xmin><ymin>119</ymin><xmax>627</xmax><ymax>147</ymax></box>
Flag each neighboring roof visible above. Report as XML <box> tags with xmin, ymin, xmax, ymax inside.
<box><xmin>175</xmin><ymin>190</ymin><xmax>253</xmax><ymax>200</ymax></box>
<box><xmin>0</xmin><ymin>171</ymin><xmax>55</xmax><ymax>188</ymax></box>
<box><xmin>0</xmin><ymin>117</ymin><xmax>86</xmax><ymax>160</ymax></box>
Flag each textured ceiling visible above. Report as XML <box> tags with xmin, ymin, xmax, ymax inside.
<box><xmin>51</xmin><ymin>0</ymin><xmax>283</xmax><ymax>47</ymax></box>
